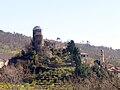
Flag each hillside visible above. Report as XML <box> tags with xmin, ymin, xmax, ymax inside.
<box><xmin>0</xmin><ymin>30</ymin><xmax>31</xmax><ymax>59</ymax></box>
<box><xmin>0</xmin><ymin>30</ymin><xmax>31</xmax><ymax>50</ymax></box>
<box><xmin>77</xmin><ymin>43</ymin><xmax>120</xmax><ymax>66</ymax></box>
<box><xmin>0</xmin><ymin>30</ymin><xmax>120</xmax><ymax>66</ymax></box>
<box><xmin>0</xmin><ymin>27</ymin><xmax>119</xmax><ymax>90</ymax></box>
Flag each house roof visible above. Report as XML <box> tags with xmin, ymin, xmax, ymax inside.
<box><xmin>81</xmin><ymin>52</ymin><xmax>88</xmax><ymax>55</ymax></box>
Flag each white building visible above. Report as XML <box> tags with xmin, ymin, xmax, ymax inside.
<box><xmin>0</xmin><ymin>59</ymin><xmax>9</xmax><ymax>68</ymax></box>
<box><xmin>81</xmin><ymin>52</ymin><xmax>89</xmax><ymax>64</ymax></box>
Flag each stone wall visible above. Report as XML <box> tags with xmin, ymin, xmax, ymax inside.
<box><xmin>32</xmin><ymin>26</ymin><xmax>44</xmax><ymax>52</ymax></box>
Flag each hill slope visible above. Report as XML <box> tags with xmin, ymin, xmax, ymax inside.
<box><xmin>0</xmin><ymin>30</ymin><xmax>31</xmax><ymax>59</ymax></box>
<box><xmin>0</xmin><ymin>30</ymin><xmax>120</xmax><ymax>66</ymax></box>
<box><xmin>77</xmin><ymin>43</ymin><xmax>120</xmax><ymax>66</ymax></box>
<box><xmin>0</xmin><ymin>30</ymin><xmax>31</xmax><ymax>50</ymax></box>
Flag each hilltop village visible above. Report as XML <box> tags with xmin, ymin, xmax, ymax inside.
<box><xmin>1</xmin><ymin>26</ymin><xmax>119</xmax><ymax>73</ymax></box>
<box><xmin>8</xmin><ymin>26</ymin><xmax>104</xmax><ymax>64</ymax></box>
<box><xmin>0</xmin><ymin>26</ymin><xmax>120</xmax><ymax>89</ymax></box>
<box><xmin>8</xmin><ymin>26</ymin><xmax>106</xmax><ymax>67</ymax></box>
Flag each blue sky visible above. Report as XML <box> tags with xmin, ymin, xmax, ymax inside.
<box><xmin>0</xmin><ymin>0</ymin><xmax>120</xmax><ymax>49</ymax></box>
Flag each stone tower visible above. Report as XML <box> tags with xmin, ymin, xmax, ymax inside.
<box><xmin>100</xmin><ymin>49</ymin><xmax>105</xmax><ymax>64</ymax></box>
<box><xmin>33</xmin><ymin>26</ymin><xmax>44</xmax><ymax>52</ymax></box>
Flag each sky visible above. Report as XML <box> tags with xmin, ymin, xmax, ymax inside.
<box><xmin>0</xmin><ymin>0</ymin><xmax>120</xmax><ymax>49</ymax></box>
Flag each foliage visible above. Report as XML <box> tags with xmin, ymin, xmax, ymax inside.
<box><xmin>0</xmin><ymin>30</ymin><xmax>31</xmax><ymax>50</ymax></box>
<box><xmin>0</xmin><ymin>30</ymin><xmax>119</xmax><ymax>90</ymax></box>
<box><xmin>0</xmin><ymin>75</ymin><xmax>119</xmax><ymax>90</ymax></box>
<box><xmin>66</xmin><ymin>40</ymin><xmax>82</xmax><ymax>76</ymax></box>
<box><xmin>92</xmin><ymin>63</ymin><xmax>110</xmax><ymax>78</ymax></box>
<box><xmin>66</xmin><ymin>40</ymin><xmax>91</xmax><ymax>78</ymax></box>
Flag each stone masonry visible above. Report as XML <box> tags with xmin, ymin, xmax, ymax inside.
<box><xmin>33</xmin><ymin>26</ymin><xmax>44</xmax><ymax>52</ymax></box>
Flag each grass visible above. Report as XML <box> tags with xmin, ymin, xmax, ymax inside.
<box><xmin>0</xmin><ymin>82</ymin><xmax>75</xmax><ymax>90</ymax></box>
<box><xmin>57</xmin><ymin>66</ymin><xmax>75</xmax><ymax>71</ymax></box>
<box><xmin>0</xmin><ymin>49</ymin><xmax>20</xmax><ymax>54</ymax></box>
<box><xmin>0</xmin><ymin>76</ymin><xmax>119</xmax><ymax>90</ymax></box>
<box><xmin>0</xmin><ymin>83</ymin><xmax>38</xmax><ymax>90</ymax></box>
<box><xmin>0</xmin><ymin>67</ymin><xmax>75</xmax><ymax>90</ymax></box>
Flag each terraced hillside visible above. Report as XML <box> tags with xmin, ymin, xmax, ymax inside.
<box><xmin>0</xmin><ymin>30</ymin><xmax>120</xmax><ymax>66</ymax></box>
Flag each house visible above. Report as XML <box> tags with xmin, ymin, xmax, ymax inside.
<box><xmin>81</xmin><ymin>52</ymin><xmax>89</xmax><ymax>64</ymax></box>
<box><xmin>0</xmin><ymin>59</ymin><xmax>9</xmax><ymax>68</ymax></box>
<box><xmin>0</xmin><ymin>59</ymin><xmax>4</xmax><ymax>68</ymax></box>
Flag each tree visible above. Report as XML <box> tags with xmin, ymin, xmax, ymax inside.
<box><xmin>56</xmin><ymin>37</ymin><xmax>60</xmax><ymax>41</ymax></box>
<box><xmin>66</xmin><ymin>40</ymin><xmax>82</xmax><ymax>76</ymax></box>
<box><xmin>73</xmin><ymin>47</ymin><xmax>82</xmax><ymax>76</ymax></box>
<box><xmin>66</xmin><ymin>40</ymin><xmax>90</xmax><ymax>78</ymax></box>
<box><xmin>66</xmin><ymin>40</ymin><xmax>76</xmax><ymax>55</ymax></box>
<box><xmin>87</xmin><ymin>40</ymin><xmax>90</xmax><ymax>45</ymax></box>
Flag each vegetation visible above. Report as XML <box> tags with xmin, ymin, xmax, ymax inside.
<box><xmin>0</xmin><ymin>30</ymin><xmax>120</xmax><ymax>90</ymax></box>
<box><xmin>0</xmin><ymin>29</ymin><xmax>120</xmax><ymax>66</ymax></box>
<box><xmin>0</xmin><ymin>30</ymin><xmax>31</xmax><ymax>59</ymax></box>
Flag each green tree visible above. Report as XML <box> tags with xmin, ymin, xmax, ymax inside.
<box><xmin>66</xmin><ymin>40</ymin><xmax>90</xmax><ymax>78</ymax></box>
<box><xmin>66</xmin><ymin>40</ymin><xmax>82</xmax><ymax>76</ymax></box>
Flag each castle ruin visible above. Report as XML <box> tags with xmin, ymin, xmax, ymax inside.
<box><xmin>32</xmin><ymin>26</ymin><xmax>44</xmax><ymax>52</ymax></box>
